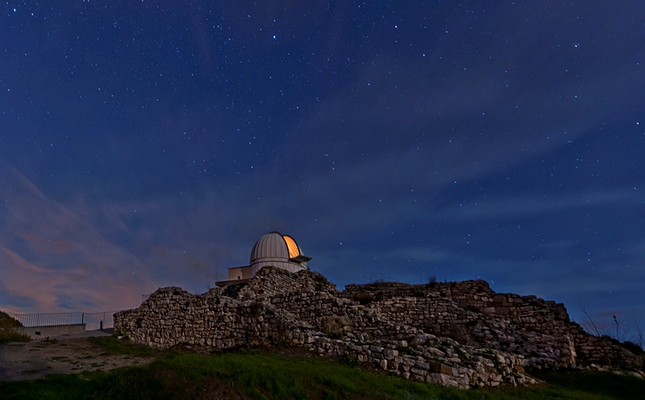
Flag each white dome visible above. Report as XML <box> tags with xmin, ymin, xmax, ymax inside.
<box><xmin>249</xmin><ymin>232</ymin><xmax>310</xmax><ymax>275</ymax></box>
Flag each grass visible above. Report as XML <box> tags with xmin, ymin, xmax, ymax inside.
<box><xmin>529</xmin><ymin>368</ymin><xmax>645</xmax><ymax>400</ymax></box>
<box><xmin>1</xmin><ymin>336</ymin><xmax>644</xmax><ymax>400</ymax></box>
<box><xmin>87</xmin><ymin>335</ymin><xmax>162</xmax><ymax>357</ymax></box>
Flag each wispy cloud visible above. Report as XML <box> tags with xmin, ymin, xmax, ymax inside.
<box><xmin>435</xmin><ymin>188</ymin><xmax>642</xmax><ymax>220</ymax></box>
<box><xmin>0</xmin><ymin>166</ymin><xmax>157</xmax><ymax>312</ymax></box>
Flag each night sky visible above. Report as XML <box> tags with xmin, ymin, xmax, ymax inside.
<box><xmin>1</xmin><ymin>2</ymin><xmax>644</xmax><ymax>338</ymax></box>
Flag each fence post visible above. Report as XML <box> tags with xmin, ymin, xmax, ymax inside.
<box><xmin>82</xmin><ymin>313</ymin><xmax>84</xmax><ymax>324</ymax></box>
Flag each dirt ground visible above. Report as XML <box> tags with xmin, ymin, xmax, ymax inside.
<box><xmin>0</xmin><ymin>333</ymin><xmax>157</xmax><ymax>382</ymax></box>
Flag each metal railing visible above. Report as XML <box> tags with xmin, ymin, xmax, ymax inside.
<box><xmin>8</xmin><ymin>311</ymin><xmax>118</xmax><ymax>331</ymax></box>
<box><xmin>83</xmin><ymin>311</ymin><xmax>117</xmax><ymax>331</ymax></box>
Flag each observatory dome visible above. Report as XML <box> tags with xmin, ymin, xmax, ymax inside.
<box><xmin>249</xmin><ymin>232</ymin><xmax>311</xmax><ymax>275</ymax></box>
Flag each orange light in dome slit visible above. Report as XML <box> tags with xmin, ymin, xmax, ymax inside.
<box><xmin>283</xmin><ymin>235</ymin><xmax>300</xmax><ymax>258</ymax></box>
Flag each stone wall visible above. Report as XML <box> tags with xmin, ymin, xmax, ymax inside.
<box><xmin>115</xmin><ymin>267</ymin><xmax>643</xmax><ymax>388</ymax></box>
<box><xmin>343</xmin><ymin>280</ymin><xmax>643</xmax><ymax>369</ymax></box>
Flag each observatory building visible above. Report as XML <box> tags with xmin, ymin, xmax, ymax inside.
<box><xmin>216</xmin><ymin>231</ymin><xmax>311</xmax><ymax>286</ymax></box>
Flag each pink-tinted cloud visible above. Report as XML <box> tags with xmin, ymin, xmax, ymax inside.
<box><xmin>0</xmin><ymin>166</ymin><xmax>158</xmax><ymax>313</ymax></box>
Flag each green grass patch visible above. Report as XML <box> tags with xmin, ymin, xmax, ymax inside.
<box><xmin>0</xmin><ymin>373</ymin><xmax>103</xmax><ymax>400</ymax></box>
<box><xmin>0</xmin><ymin>351</ymin><xmax>643</xmax><ymax>399</ymax></box>
<box><xmin>528</xmin><ymin>368</ymin><xmax>645</xmax><ymax>400</ymax></box>
<box><xmin>87</xmin><ymin>335</ymin><xmax>163</xmax><ymax>357</ymax></box>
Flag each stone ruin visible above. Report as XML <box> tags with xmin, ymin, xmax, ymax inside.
<box><xmin>114</xmin><ymin>267</ymin><xmax>644</xmax><ymax>388</ymax></box>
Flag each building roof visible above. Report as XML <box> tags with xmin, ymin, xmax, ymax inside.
<box><xmin>250</xmin><ymin>231</ymin><xmax>311</xmax><ymax>265</ymax></box>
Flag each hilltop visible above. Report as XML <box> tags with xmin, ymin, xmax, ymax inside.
<box><xmin>115</xmin><ymin>267</ymin><xmax>644</xmax><ymax>388</ymax></box>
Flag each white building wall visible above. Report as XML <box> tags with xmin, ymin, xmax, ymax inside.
<box><xmin>250</xmin><ymin>260</ymin><xmax>306</xmax><ymax>276</ymax></box>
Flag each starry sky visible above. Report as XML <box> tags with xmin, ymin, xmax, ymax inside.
<box><xmin>1</xmin><ymin>1</ymin><xmax>644</xmax><ymax>338</ymax></box>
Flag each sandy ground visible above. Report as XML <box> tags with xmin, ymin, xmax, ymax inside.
<box><xmin>0</xmin><ymin>330</ymin><xmax>157</xmax><ymax>382</ymax></box>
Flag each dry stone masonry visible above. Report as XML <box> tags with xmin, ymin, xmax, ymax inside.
<box><xmin>115</xmin><ymin>267</ymin><xmax>644</xmax><ymax>388</ymax></box>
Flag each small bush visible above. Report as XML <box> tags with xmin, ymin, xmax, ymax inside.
<box><xmin>464</xmin><ymin>305</ymin><xmax>480</xmax><ymax>313</ymax></box>
<box><xmin>453</xmin><ymin>345</ymin><xmax>467</xmax><ymax>360</ymax></box>
<box><xmin>351</xmin><ymin>292</ymin><xmax>374</xmax><ymax>305</ymax></box>
<box><xmin>0</xmin><ymin>329</ymin><xmax>31</xmax><ymax>344</ymax></box>
<box><xmin>249</xmin><ymin>301</ymin><xmax>264</xmax><ymax>316</ymax></box>
<box><xmin>396</xmin><ymin>346</ymin><xmax>417</xmax><ymax>356</ymax></box>
<box><xmin>621</xmin><ymin>340</ymin><xmax>644</xmax><ymax>355</ymax></box>
<box><xmin>0</xmin><ymin>311</ymin><xmax>23</xmax><ymax>328</ymax></box>
<box><xmin>0</xmin><ymin>311</ymin><xmax>30</xmax><ymax>344</ymax></box>
<box><xmin>482</xmin><ymin>349</ymin><xmax>496</xmax><ymax>361</ymax></box>
<box><xmin>321</xmin><ymin>315</ymin><xmax>352</xmax><ymax>337</ymax></box>
<box><xmin>325</xmin><ymin>332</ymin><xmax>343</xmax><ymax>340</ymax></box>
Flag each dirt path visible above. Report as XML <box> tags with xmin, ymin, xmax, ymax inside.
<box><xmin>0</xmin><ymin>334</ymin><xmax>157</xmax><ymax>382</ymax></box>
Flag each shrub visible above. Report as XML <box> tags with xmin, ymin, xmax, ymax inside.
<box><xmin>325</xmin><ymin>332</ymin><xmax>343</xmax><ymax>340</ymax></box>
<box><xmin>621</xmin><ymin>340</ymin><xmax>644</xmax><ymax>355</ymax></box>
<box><xmin>0</xmin><ymin>311</ymin><xmax>30</xmax><ymax>344</ymax></box>
<box><xmin>320</xmin><ymin>315</ymin><xmax>352</xmax><ymax>337</ymax></box>
<box><xmin>0</xmin><ymin>311</ymin><xmax>22</xmax><ymax>328</ymax></box>
<box><xmin>453</xmin><ymin>345</ymin><xmax>467</xmax><ymax>360</ymax></box>
<box><xmin>396</xmin><ymin>345</ymin><xmax>417</xmax><ymax>356</ymax></box>
<box><xmin>351</xmin><ymin>292</ymin><xmax>374</xmax><ymax>305</ymax></box>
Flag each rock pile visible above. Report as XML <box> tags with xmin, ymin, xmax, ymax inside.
<box><xmin>115</xmin><ymin>267</ymin><xmax>643</xmax><ymax>388</ymax></box>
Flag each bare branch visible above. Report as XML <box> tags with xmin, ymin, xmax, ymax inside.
<box><xmin>633</xmin><ymin>321</ymin><xmax>644</xmax><ymax>350</ymax></box>
<box><xmin>578</xmin><ymin>302</ymin><xmax>604</xmax><ymax>336</ymax></box>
